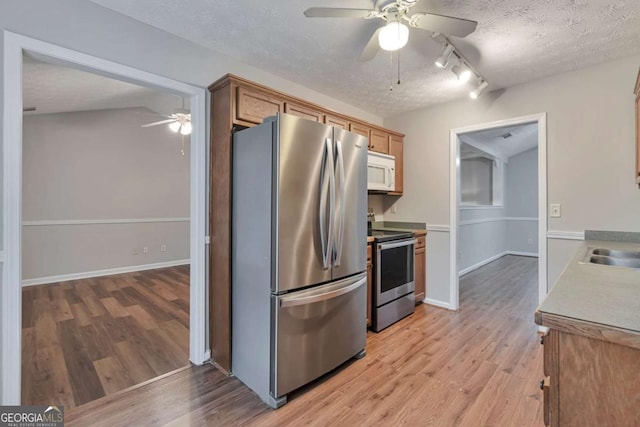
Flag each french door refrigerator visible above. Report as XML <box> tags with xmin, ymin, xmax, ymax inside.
<box><xmin>232</xmin><ymin>112</ymin><xmax>368</xmax><ymax>408</ymax></box>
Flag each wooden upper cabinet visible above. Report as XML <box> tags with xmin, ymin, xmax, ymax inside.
<box><xmin>388</xmin><ymin>135</ymin><xmax>403</xmax><ymax>194</ymax></box>
<box><xmin>236</xmin><ymin>86</ymin><xmax>283</xmax><ymax>124</ymax></box>
<box><xmin>284</xmin><ymin>102</ymin><xmax>322</xmax><ymax>122</ymax></box>
<box><xmin>369</xmin><ymin>129</ymin><xmax>389</xmax><ymax>154</ymax></box>
<box><xmin>349</xmin><ymin>122</ymin><xmax>370</xmax><ymax>139</ymax></box>
<box><xmin>635</xmin><ymin>67</ymin><xmax>640</xmax><ymax>186</ymax></box>
<box><xmin>324</xmin><ymin>114</ymin><xmax>348</xmax><ymax>130</ymax></box>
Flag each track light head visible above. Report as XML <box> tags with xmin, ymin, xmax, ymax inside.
<box><xmin>470</xmin><ymin>80</ymin><xmax>489</xmax><ymax>99</ymax></box>
<box><xmin>452</xmin><ymin>63</ymin><xmax>472</xmax><ymax>83</ymax></box>
<box><xmin>434</xmin><ymin>44</ymin><xmax>455</xmax><ymax>69</ymax></box>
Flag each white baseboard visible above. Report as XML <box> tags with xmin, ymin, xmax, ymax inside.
<box><xmin>459</xmin><ymin>250</ymin><xmax>539</xmax><ymax>277</ymax></box>
<box><xmin>506</xmin><ymin>251</ymin><xmax>539</xmax><ymax>257</ymax></box>
<box><xmin>459</xmin><ymin>252</ymin><xmax>507</xmax><ymax>277</ymax></box>
<box><xmin>424</xmin><ymin>298</ymin><xmax>455</xmax><ymax>310</ymax></box>
<box><xmin>22</xmin><ymin>259</ymin><xmax>190</xmax><ymax>287</ymax></box>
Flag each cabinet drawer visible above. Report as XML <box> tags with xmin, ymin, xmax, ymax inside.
<box><xmin>236</xmin><ymin>86</ymin><xmax>283</xmax><ymax>124</ymax></box>
<box><xmin>415</xmin><ymin>236</ymin><xmax>426</xmax><ymax>249</ymax></box>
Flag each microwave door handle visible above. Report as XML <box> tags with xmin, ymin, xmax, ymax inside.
<box><xmin>334</xmin><ymin>139</ymin><xmax>346</xmax><ymax>266</ymax></box>
<box><xmin>389</xmin><ymin>166</ymin><xmax>395</xmax><ymax>189</ymax></box>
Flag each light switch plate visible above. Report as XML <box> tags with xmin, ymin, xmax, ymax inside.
<box><xmin>550</xmin><ymin>203</ymin><xmax>561</xmax><ymax>218</ymax></box>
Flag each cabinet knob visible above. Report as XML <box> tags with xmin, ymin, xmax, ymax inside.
<box><xmin>540</xmin><ymin>335</ymin><xmax>544</xmax><ymax>345</ymax></box>
<box><xmin>539</xmin><ymin>379</ymin><xmax>545</xmax><ymax>391</ymax></box>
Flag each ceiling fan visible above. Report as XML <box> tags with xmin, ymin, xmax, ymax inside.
<box><xmin>304</xmin><ymin>0</ymin><xmax>478</xmax><ymax>61</ymax></box>
<box><xmin>141</xmin><ymin>104</ymin><xmax>191</xmax><ymax>135</ymax></box>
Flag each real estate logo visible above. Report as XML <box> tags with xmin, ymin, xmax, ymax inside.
<box><xmin>0</xmin><ymin>405</ymin><xmax>64</xmax><ymax>427</ymax></box>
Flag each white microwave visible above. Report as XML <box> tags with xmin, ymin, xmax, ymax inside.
<box><xmin>367</xmin><ymin>151</ymin><xmax>395</xmax><ymax>192</ymax></box>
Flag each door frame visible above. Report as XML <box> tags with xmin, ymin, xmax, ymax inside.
<box><xmin>1</xmin><ymin>31</ymin><xmax>208</xmax><ymax>404</ymax></box>
<box><xmin>449</xmin><ymin>113</ymin><xmax>547</xmax><ymax>310</ymax></box>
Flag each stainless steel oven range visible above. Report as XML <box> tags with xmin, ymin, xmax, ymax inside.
<box><xmin>370</xmin><ymin>230</ymin><xmax>416</xmax><ymax>332</ymax></box>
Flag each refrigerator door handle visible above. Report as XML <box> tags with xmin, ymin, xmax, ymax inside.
<box><xmin>334</xmin><ymin>139</ymin><xmax>346</xmax><ymax>266</ymax></box>
<box><xmin>279</xmin><ymin>275</ymin><xmax>366</xmax><ymax>308</ymax></box>
<box><xmin>319</xmin><ymin>137</ymin><xmax>335</xmax><ymax>270</ymax></box>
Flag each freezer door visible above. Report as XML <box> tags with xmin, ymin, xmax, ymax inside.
<box><xmin>272</xmin><ymin>273</ymin><xmax>367</xmax><ymax>398</ymax></box>
<box><xmin>275</xmin><ymin>113</ymin><xmax>335</xmax><ymax>293</ymax></box>
<box><xmin>331</xmin><ymin>128</ymin><xmax>368</xmax><ymax>280</ymax></box>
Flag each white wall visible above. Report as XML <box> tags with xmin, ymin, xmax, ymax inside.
<box><xmin>22</xmin><ymin>107</ymin><xmax>189</xmax><ymax>282</ymax></box>
<box><xmin>367</xmin><ymin>194</ymin><xmax>385</xmax><ymax>222</ymax></box>
<box><xmin>459</xmin><ymin>207</ymin><xmax>507</xmax><ymax>274</ymax></box>
<box><xmin>506</xmin><ymin>147</ymin><xmax>538</xmax><ymax>255</ymax></box>
<box><xmin>383</xmin><ymin>54</ymin><xmax>640</xmax><ymax>307</ymax></box>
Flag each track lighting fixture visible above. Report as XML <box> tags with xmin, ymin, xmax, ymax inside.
<box><xmin>469</xmin><ymin>80</ymin><xmax>489</xmax><ymax>99</ymax></box>
<box><xmin>435</xmin><ymin>44</ymin><xmax>455</xmax><ymax>69</ymax></box>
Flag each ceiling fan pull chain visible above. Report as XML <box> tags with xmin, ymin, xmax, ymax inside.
<box><xmin>397</xmin><ymin>50</ymin><xmax>401</xmax><ymax>86</ymax></box>
<box><xmin>389</xmin><ymin>50</ymin><xmax>394</xmax><ymax>91</ymax></box>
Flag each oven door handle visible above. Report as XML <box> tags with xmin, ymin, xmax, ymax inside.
<box><xmin>377</xmin><ymin>239</ymin><xmax>416</xmax><ymax>251</ymax></box>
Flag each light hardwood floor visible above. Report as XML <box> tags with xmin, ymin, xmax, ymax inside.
<box><xmin>21</xmin><ymin>265</ymin><xmax>190</xmax><ymax>408</ymax></box>
<box><xmin>67</xmin><ymin>255</ymin><xmax>543</xmax><ymax>426</ymax></box>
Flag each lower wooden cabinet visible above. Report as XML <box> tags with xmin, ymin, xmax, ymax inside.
<box><xmin>540</xmin><ymin>327</ymin><xmax>640</xmax><ymax>426</ymax></box>
<box><xmin>414</xmin><ymin>233</ymin><xmax>426</xmax><ymax>304</ymax></box>
<box><xmin>366</xmin><ymin>243</ymin><xmax>373</xmax><ymax>327</ymax></box>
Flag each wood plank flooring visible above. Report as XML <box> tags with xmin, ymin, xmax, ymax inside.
<box><xmin>22</xmin><ymin>265</ymin><xmax>190</xmax><ymax>408</ymax></box>
<box><xmin>66</xmin><ymin>255</ymin><xmax>543</xmax><ymax>426</ymax></box>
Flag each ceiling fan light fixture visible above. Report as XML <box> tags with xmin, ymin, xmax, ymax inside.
<box><xmin>169</xmin><ymin>121</ymin><xmax>181</xmax><ymax>133</ymax></box>
<box><xmin>452</xmin><ymin>63</ymin><xmax>472</xmax><ymax>83</ymax></box>
<box><xmin>180</xmin><ymin>121</ymin><xmax>192</xmax><ymax>136</ymax></box>
<box><xmin>470</xmin><ymin>80</ymin><xmax>489</xmax><ymax>99</ymax></box>
<box><xmin>435</xmin><ymin>44</ymin><xmax>455</xmax><ymax>69</ymax></box>
<box><xmin>378</xmin><ymin>19</ymin><xmax>409</xmax><ymax>51</ymax></box>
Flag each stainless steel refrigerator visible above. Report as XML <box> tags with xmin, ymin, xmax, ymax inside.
<box><xmin>231</xmin><ymin>112</ymin><xmax>368</xmax><ymax>408</ymax></box>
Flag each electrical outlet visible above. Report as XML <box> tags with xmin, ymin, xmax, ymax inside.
<box><xmin>143</xmin><ymin>246</ymin><xmax>149</xmax><ymax>254</ymax></box>
<box><xmin>132</xmin><ymin>248</ymin><xmax>139</xmax><ymax>255</ymax></box>
<box><xmin>160</xmin><ymin>244</ymin><xmax>167</xmax><ymax>252</ymax></box>
<box><xmin>549</xmin><ymin>203</ymin><xmax>561</xmax><ymax>218</ymax></box>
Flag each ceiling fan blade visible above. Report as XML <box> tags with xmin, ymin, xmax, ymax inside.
<box><xmin>141</xmin><ymin>119</ymin><xmax>176</xmax><ymax>128</ymax></box>
<box><xmin>410</xmin><ymin>12</ymin><xmax>478</xmax><ymax>37</ymax></box>
<box><xmin>359</xmin><ymin>27</ymin><xmax>383</xmax><ymax>62</ymax></box>
<box><xmin>304</xmin><ymin>7</ymin><xmax>376</xmax><ymax>19</ymax></box>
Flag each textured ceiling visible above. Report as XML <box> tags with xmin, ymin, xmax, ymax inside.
<box><xmin>23</xmin><ymin>54</ymin><xmax>184</xmax><ymax>116</ymax></box>
<box><xmin>461</xmin><ymin>123</ymin><xmax>538</xmax><ymax>159</ymax></box>
<box><xmin>88</xmin><ymin>0</ymin><xmax>640</xmax><ymax>117</ymax></box>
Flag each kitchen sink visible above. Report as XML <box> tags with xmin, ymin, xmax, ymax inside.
<box><xmin>582</xmin><ymin>247</ymin><xmax>640</xmax><ymax>270</ymax></box>
<box><xmin>592</xmin><ymin>248</ymin><xmax>640</xmax><ymax>258</ymax></box>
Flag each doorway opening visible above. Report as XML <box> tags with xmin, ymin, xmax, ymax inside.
<box><xmin>2</xmin><ymin>32</ymin><xmax>207</xmax><ymax>405</ymax></box>
<box><xmin>449</xmin><ymin>114</ymin><xmax>547</xmax><ymax>310</ymax></box>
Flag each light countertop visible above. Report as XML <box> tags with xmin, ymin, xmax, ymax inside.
<box><xmin>537</xmin><ymin>240</ymin><xmax>640</xmax><ymax>334</ymax></box>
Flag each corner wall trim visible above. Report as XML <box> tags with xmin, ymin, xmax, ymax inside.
<box><xmin>547</xmin><ymin>230</ymin><xmax>585</xmax><ymax>240</ymax></box>
<box><xmin>424</xmin><ymin>298</ymin><xmax>454</xmax><ymax>310</ymax></box>
<box><xmin>22</xmin><ymin>217</ymin><xmax>190</xmax><ymax>226</ymax></box>
<box><xmin>426</xmin><ymin>224</ymin><xmax>450</xmax><ymax>232</ymax></box>
<box><xmin>22</xmin><ymin>259</ymin><xmax>191</xmax><ymax>287</ymax></box>
<box><xmin>507</xmin><ymin>251</ymin><xmax>539</xmax><ymax>257</ymax></box>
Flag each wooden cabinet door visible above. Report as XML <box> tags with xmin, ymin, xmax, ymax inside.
<box><xmin>349</xmin><ymin>122</ymin><xmax>370</xmax><ymax>139</ymax></box>
<box><xmin>325</xmin><ymin>114</ymin><xmax>348</xmax><ymax>129</ymax></box>
<box><xmin>369</xmin><ymin>129</ymin><xmax>389</xmax><ymax>154</ymax></box>
<box><xmin>236</xmin><ymin>86</ymin><xmax>283</xmax><ymax>124</ymax></box>
<box><xmin>388</xmin><ymin>135</ymin><xmax>403</xmax><ymax>194</ymax></box>
<box><xmin>284</xmin><ymin>102</ymin><xmax>322</xmax><ymax>122</ymax></box>
<box><xmin>414</xmin><ymin>246</ymin><xmax>426</xmax><ymax>303</ymax></box>
<box><xmin>366</xmin><ymin>244</ymin><xmax>373</xmax><ymax>327</ymax></box>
